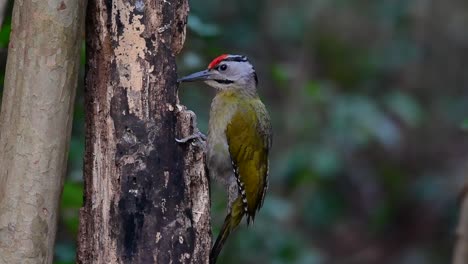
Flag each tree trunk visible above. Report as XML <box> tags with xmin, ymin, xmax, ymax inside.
<box><xmin>0</xmin><ymin>0</ymin><xmax>9</xmax><ymax>28</ymax></box>
<box><xmin>0</xmin><ymin>0</ymin><xmax>85</xmax><ymax>263</ymax></box>
<box><xmin>76</xmin><ymin>0</ymin><xmax>211</xmax><ymax>263</ymax></box>
<box><xmin>454</xmin><ymin>190</ymin><xmax>468</xmax><ymax>264</ymax></box>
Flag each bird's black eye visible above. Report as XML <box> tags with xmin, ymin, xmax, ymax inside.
<box><xmin>219</xmin><ymin>64</ymin><xmax>228</xmax><ymax>71</ymax></box>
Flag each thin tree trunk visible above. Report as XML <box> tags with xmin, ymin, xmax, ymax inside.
<box><xmin>76</xmin><ymin>0</ymin><xmax>211</xmax><ymax>263</ymax></box>
<box><xmin>454</xmin><ymin>190</ymin><xmax>468</xmax><ymax>264</ymax></box>
<box><xmin>0</xmin><ymin>0</ymin><xmax>85</xmax><ymax>263</ymax></box>
<box><xmin>0</xmin><ymin>0</ymin><xmax>8</xmax><ymax>28</ymax></box>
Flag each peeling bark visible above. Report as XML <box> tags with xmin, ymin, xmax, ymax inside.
<box><xmin>0</xmin><ymin>0</ymin><xmax>85</xmax><ymax>263</ymax></box>
<box><xmin>77</xmin><ymin>1</ymin><xmax>211</xmax><ymax>263</ymax></box>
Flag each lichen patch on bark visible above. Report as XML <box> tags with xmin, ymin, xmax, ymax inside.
<box><xmin>112</xmin><ymin>1</ymin><xmax>148</xmax><ymax>118</ymax></box>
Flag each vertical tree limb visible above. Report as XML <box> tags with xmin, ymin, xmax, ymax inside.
<box><xmin>77</xmin><ymin>0</ymin><xmax>211</xmax><ymax>263</ymax></box>
<box><xmin>0</xmin><ymin>0</ymin><xmax>9</xmax><ymax>28</ymax></box>
<box><xmin>0</xmin><ymin>0</ymin><xmax>85</xmax><ymax>263</ymax></box>
<box><xmin>454</xmin><ymin>190</ymin><xmax>468</xmax><ymax>264</ymax></box>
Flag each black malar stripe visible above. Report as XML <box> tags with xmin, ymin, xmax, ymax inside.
<box><xmin>215</xmin><ymin>79</ymin><xmax>234</xmax><ymax>84</ymax></box>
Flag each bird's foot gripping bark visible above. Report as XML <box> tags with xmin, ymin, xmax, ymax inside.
<box><xmin>176</xmin><ymin>131</ymin><xmax>207</xmax><ymax>149</ymax></box>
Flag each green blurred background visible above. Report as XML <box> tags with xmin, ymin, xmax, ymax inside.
<box><xmin>1</xmin><ymin>0</ymin><xmax>468</xmax><ymax>263</ymax></box>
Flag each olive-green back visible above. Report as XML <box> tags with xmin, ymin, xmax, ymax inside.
<box><xmin>226</xmin><ymin>96</ymin><xmax>271</xmax><ymax>223</ymax></box>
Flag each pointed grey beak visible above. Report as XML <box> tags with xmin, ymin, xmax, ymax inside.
<box><xmin>177</xmin><ymin>70</ymin><xmax>212</xmax><ymax>83</ymax></box>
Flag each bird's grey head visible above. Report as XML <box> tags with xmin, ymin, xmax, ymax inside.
<box><xmin>178</xmin><ymin>54</ymin><xmax>258</xmax><ymax>91</ymax></box>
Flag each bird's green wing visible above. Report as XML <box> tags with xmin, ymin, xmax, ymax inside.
<box><xmin>226</xmin><ymin>99</ymin><xmax>271</xmax><ymax>223</ymax></box>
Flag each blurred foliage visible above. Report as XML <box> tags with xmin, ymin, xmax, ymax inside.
<box><xmin>180</xmin><ymin>0</ymin><xmax>468</xmax><ymax>263</ymax></box>
<box><xmin>0</xmin><ymin>0</ymin><xmax>467</xmax><ymax>263</ymax></box>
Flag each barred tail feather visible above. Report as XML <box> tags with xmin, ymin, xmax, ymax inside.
<box><xmin>210</xmin><ymin>198</ymin><xmax>245</xmax><ymax>264</ymax></box>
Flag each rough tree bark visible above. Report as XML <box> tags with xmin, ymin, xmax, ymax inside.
<box><xmin>77</xmin><ymin>0</ymin><xmax>211</xmax><ymax>263</ymax></box>
<box><xmin>0</xmin><ymin>0</ymin><xmax>85</xmax><ymax>263</ymax></box>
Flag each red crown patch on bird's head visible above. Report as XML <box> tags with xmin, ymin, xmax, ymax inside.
<box><xmin>208</xmin><ymin>54</ymin><xmax>229</xmax><ymax>69</ymax></box>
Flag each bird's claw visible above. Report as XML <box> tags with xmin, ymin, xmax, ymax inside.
<box><xmin>175</xmin><ymin>131</ymin><xmax>207</xmax><ymax>148</ymax></box>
